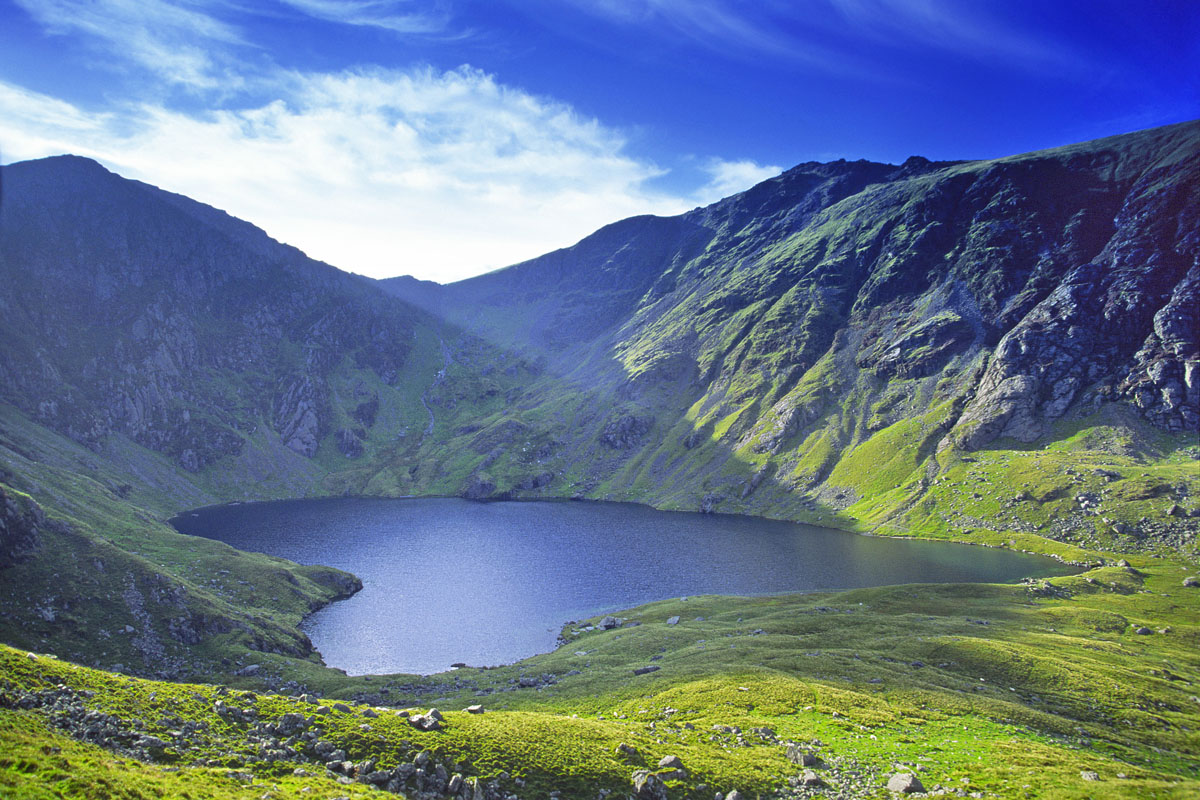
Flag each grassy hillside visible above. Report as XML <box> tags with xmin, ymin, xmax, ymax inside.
<box><xmin>1</xmin><ymin>125</ymin><xmax>1198</xmax><ymax>797</ymax></box>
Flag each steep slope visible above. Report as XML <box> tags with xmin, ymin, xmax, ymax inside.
<box><xmin>0</xmin><ymin>156</ymin><xmax>449</xmax><ymax>677</ymax></box>
<box><xmin>1</xmin><ymin>155</ymin><xmax>422</xmax><ymax>470</ymax></box>
<box><xmin>380</xmin><ymin>122</ymin><xmax>1199</xmax><ymax>555</ymax></box>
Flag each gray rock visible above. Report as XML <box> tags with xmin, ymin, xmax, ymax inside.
<box><xmin>886</xmin><ymin>772</ymin><xmax>925</xmax><ymax>793</ymax></box>
<box><xmin>658</xmin><ymin>755</ymin><xmax>684</xmax><ymax>770</ymax></box>
<box><xmin>1081</xmin><ymin>771</ymin><xmax>1100</xmax><ymax>781</ymax></box>
<box><xmin>666</xmin><ymin>616</ymin><xmax>680</xmax><ymax>625</ymax></box>
<box><xmin>408</xmin><ymin>710</ymin><xmax>443</xmax><ymax>731</ymax></box>
<box><xmin>599</xmin><ymin>616</ymin><xmax>622</xmax><ymax>630</ymax></box>
<box><xmin>633</xmin><ymin>665</ymin><xmax>661</xmax><ymax>676</ymax></box>
<box><xmin>631</xmin><ymin>769</ymin><xmax>667</xmax><ymax>800</ymax></box>
<box><xmin>1183</xmin><ymin>576</ymin><xmax>1200</xmax><ymax>587</ymax></box>
<box><xmin>1135</xmin><ymin>627</ymin><xmax>1153</xmax><ymax>635</ymax></box>
<box><xmin>465</xmin><ymin>704</ymin><xmax>485</xmax><ymax>714</ymax></box>
<box><xmin>616</xmin><ymin>743</ymin><xmax>639</xmax><ymax>759</ymax></box>
<box><xmin>800</xmin><ymin>769</ymin><xmax>824</xmax><ymax>786</ymax></box>
<box><xmin>786</xmin><ymin>743</ymin><xmax>818</xmax><ymax>766</ymax></box>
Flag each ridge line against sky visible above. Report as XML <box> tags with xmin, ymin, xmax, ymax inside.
<box><xmin>0</xmin><ymin>0</ymin><xmax>1196</xmax><ymax>283</ymax></box>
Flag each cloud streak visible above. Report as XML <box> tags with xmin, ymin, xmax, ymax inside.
<box><xmin>1</xmin><ymin>68</ymin><xmax>776</xmax><ymax>281</ymax></box>
<box><xmin>277</xmin><ymin>0</ymin><xmax>452</xmax><ymax>34</ymax></box>
<box><xmin>555</xmin><ymin>0</ymin><xmax>1088</xmax><ymax>77</ymax></box>
<box><xmin>13</xmin><ymin>0</ymin><xmax>245</xmax><ymax>89</ymax></box>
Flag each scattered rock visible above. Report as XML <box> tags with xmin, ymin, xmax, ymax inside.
<box><xmin>786</xmin><ymin>743</ymin><xmax>819</xmax><ymax>766</ymax></box>
<box><xmin>886</xmin><ymin>772</ymin><xmax>925</xmax><ymax>793</ymax></box>
<box><xmin>657</xmin><ymin>755</ymin><xmax>684</xmax><ymax>770</ymax></box>
<box><xmin>666</xmin><ymin>616</ymin><xmax>680</xmax><ymax>626</ymax></box>
<box><xmin>1183</xmin><ymin>576</ymin><xmax>1200</xmax><ymax>587</ymax></box>
<box><xmin>616</xmin><ymin>743</ymin><xmax>640</xmax><ymax>759</ymax></box>
<box><xmin>408</xmin><ymin>709</ymin><xmax>443</xmax><ymax>731</ymax></box>
<box><xmin>1134</xmin><ymin>627</ymin><xmax>1153</xmax><ymax>635</ymax></box>
<box><xmin>465</xmin><ymin>704</ymin><xmax>484</xmax><ymax>714</ymax></box>
<box><xmin>633</xmin><ymin>665</ymin><xmax>661</xmax><ymax>676</ymax></box>
<box><xmin>631</xmin><ymin>769</ymin><xmax>667</xmax><ymax>800</ymax></box>
<box><xmin>1081</xmin><ymin>771</ymin><xmax>1100</xmax><ymax>781</ymax></box>
<box><xmin>800</xmin><ymin>769</ymin><xmax>824</xmax><ymax>786</ymax></box>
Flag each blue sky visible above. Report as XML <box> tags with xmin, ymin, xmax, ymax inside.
<box><xmin>1</xmin><ymin>1</ymin><xmax>1196</xmax><ymax>282</ymax></box>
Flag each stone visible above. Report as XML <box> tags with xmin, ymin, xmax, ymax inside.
<box><xmin>658</xmin><ymin>755</ymin><xmax>684</xmax><ymax>770</ymax></box>
<box><xmin>408</xmin><ymin>711</ymin><xmax>443</xmax><ymax>731</ymax></box>
<box><xmin>332</xmin><ymin>703</ymin><xmax>351</xmax><ymax>713</ymax></box>
<box><xmin>786</xmin><ymin>743</ymin><xmax>818</xmax><ymax>766</ymax></box>
<box><xmin>465</xmin><ymin>704</ymin><xmax>485</xmax><ymax>714</ymax></box>
<box><xmin>1081</xmin><ymin>771</ymin><xmax>1100</xmax><ymax>781</ymax></box>
<box><xmin>1184</xmin><ymin>576</ymin><xmax>1200</xmax><ymax>587</ymax></box>
<box><xmin>616</xmin><ymin>743</ymin><xmax>639</xmax><ymax>759</ymax></box>
<box><xmin>631</xmin><ymin>769</ymin><xmax>668</xmax><ymax>800</ymax></box>
<box><xmin>886</xmin><ymin>772</ymin><xmax>925</xmax><ymax>793</ymax></box>
<box><xmin>800</xmin><ymin>769</ymin><xmax>824</xmax><ymax>787</ymax></box>
<box><xmin>1135</xmin><ymin>627</ymin><xmax>1153</xmax><ymax>635</ymax></box>
<box><xmin>666</xmin><ymin>616</ymin><xmax>680</xmax><ymax>625</ymax></box>
<box><xmin>633</xmin><ymin>665</ymin><xmax>661</xmax><ymax>676</ymax></box>
<box><xmin>599</xmin><ymin>616</ymin><xmax>622</xmax><ymax>630</ymax></box>
<box><xmin>725</xmin><ymin>792</ymin><xmax>744</xmax><ymax>800</ymax></box>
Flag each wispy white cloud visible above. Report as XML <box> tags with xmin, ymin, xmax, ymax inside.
<box><xmin>557</xmin><ymin>0</ymin><xmax>1087</xmax><ymax>77</ymax></box>
<box><xmin>0</xmin><ymin>69</ymin><xmax>735</xmax><ymax>281</ymax></box>
<box><xmin>694</xmin><ymin>158</ymin><xmax>781</xmax><ymax>204</ymax></box>
<box><xmin>13</xmin><ymin>0</ymin><xmax>245</xmax><ymax>89</ymax></box>
<box><xmin>277</xmin><ymin>0</ymin><xmax>451</xmax><ymax>34</ymax></box>
<box><xmin>825</xmin><ymin>0</ymin><xmax>1081</xmax><ymax>71</ymax></box>
<box><xmin>2</xmin><ymin>1</ymin><xmax>785</xmax><ymax>281</ymax></box>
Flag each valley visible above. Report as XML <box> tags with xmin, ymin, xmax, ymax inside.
<box><xmin>0</xmin><ymin>121</ymin><xmax>1198</xmax><ymax>798</ymax></box>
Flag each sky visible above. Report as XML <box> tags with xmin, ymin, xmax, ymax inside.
<box><xmin>0</xmin><ymin>1</ymin><xmax>1196</xmax><ymax>283</ymax></box>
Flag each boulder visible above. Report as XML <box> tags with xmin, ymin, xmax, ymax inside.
<box><xmin>1183</xmin><ymin>576</ymin><xmax>1200</xmax><ymax>587</ymax></box>
<box><xmin>658</xmin><ymin>755</ymin><xmax>684</xmax><ymax>770</ymax></box>
<box><xmin>800</xmin><ymin>769</ymin><xmax>824</xmax><ymax>786</ymax></box>
<box><xmin>886</xmin><ymin>773</ymin><xmax>925</xmax><ymax>793</ymax></box>
<box><xmin>631</xmin><ymin>769</ymin><xmax>667</xmax><ymax>800</ymax></box>
<box><xmin>408</xmin><ymin>709</ymin><xmax>443</xmax><ymax>731</ymax></box>
<box><xmin>785</xmin><ymin>743</ymin><xmax>818</xmax><ymax>766</ymax></box>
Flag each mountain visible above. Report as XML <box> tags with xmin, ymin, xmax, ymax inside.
<box><xmin>378</xmin><ymin>121</ymin><xmax>1198</xmax><ymax>532</ymax></box>
<box><xmin>1</xmin><ymin>123</ymin><xmax>1199</xmax><ymax>800</ymax></box>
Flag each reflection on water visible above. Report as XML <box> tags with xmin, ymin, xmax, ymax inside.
<box><xmin>172</xmin><ymin>497</ymin><xmax>1072</xmax><ymax>675</ymax></box>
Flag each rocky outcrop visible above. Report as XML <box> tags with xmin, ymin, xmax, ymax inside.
<box><xmin>1119</xmin><ymin>264</ymin><xmax>1200</xmax><ymax>432</ymax></box>
<box><xmin>948</xmin><ymin>145</ymin><xmax>1199</xmax><ymax>450</ymax></box>
<box><xmin>0</xmin><ymin>487</ymin><xmax>42</xmax><ymax>568</ymax></box>
<box><xmin>600</xmin><ymin>413</ymin><xmax>654</xmax><ymax>449</ymax></box>
<box><xmin>274</xmin><ymin>376</ymin><xmax>326</xmax><ymax>457</ymax></box>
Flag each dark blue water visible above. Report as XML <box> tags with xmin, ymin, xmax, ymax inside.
<box><xmin>172</xmin><ymin>498</ymin><xmax>1071</xmax><ymax>675</ymax></box>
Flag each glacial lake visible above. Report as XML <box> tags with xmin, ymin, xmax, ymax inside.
<box><xmin>172</xmin><ymin>497</ymin><xmax>1074</xmax><ymax>675</ymax></box>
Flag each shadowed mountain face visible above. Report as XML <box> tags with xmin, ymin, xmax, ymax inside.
<box><xmin>0</xmin><ymin>124</ymin><xmax>1196</xmax><ymax>679</ymax></box>
<box><xmin>0</xmin><ymin>156</ymin><xmax>421</xmax><ymax>471</ymax></box>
